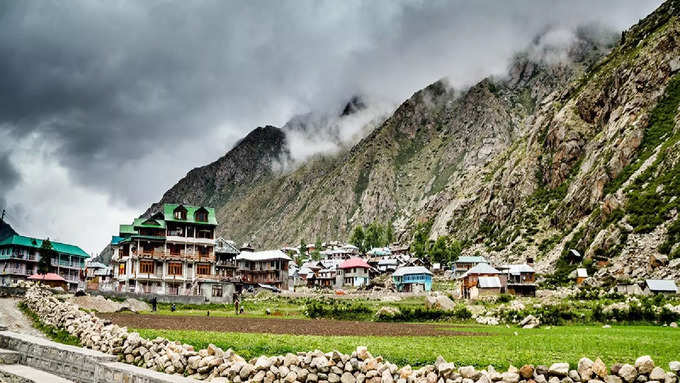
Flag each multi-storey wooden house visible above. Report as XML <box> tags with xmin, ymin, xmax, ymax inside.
<box><xmin>0</xmin><ymin>235</ymin><xmax>89</xmax><ymax>290</ymax></box>
<box><xmin>111</xmin><ymin>204</ymin><xmax>232</xmax><ymax>300</ymax></box>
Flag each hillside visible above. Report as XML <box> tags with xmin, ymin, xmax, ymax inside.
<box><xmin>143</xmin><ymin>0</ymin><xmax>680</xmax><ymax>282</ymax></box>
<box><xmin>0</xmin><ymin>220</ymin><xmax>16</xmax><ymax>241</ymax></box>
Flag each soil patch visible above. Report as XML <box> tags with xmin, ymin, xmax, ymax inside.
<box><xmin>99</xmin><ymin>313</ymin><xmax>488</xmax><ymax>337</ymax></box>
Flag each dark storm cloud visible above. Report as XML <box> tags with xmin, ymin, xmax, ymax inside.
<box><xmin>0</xmin><ymin>0</ymin><xmax>662</xmax><ymax>211</ymax></box>
<box><xmin>0</xmin><ymin>151</ymin><xmax>20</xmax><ymax>210</ymax></box>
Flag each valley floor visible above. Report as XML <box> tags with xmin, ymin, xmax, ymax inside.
<box><xmin>131</xmin><ymin>324</ymin><xmax>680</xmax><ymax>370</ymax></box>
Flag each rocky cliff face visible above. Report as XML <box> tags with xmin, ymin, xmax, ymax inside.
<box><xmin>142</xmin><ymin>0</ymin><xmax>680</xmax><ymax>282</ymax></box>
<box><xmin>143</xmin><ymin>125</ymin><xmax>291</xmax><ymax>218</ymax></box>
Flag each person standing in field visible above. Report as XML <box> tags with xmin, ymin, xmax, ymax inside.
<box><xmin>233</xmin><ymin>292</ymin><xmax>240</xmax><ymax>315</ymax></box>
<box><xmin>151</xmin><ymin>296</ymin><xmax>157</xmax><ymax>312</ymax></box>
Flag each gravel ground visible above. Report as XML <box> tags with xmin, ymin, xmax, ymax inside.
<box><xmin>0</xmin><ymin>298</ymin><xmax>44</xmax><ymax>338</ymax></box>
<box><xmin>99</xmin><ymin>313</ymin><xmax>489</xmax><ymax>337</ymax></box>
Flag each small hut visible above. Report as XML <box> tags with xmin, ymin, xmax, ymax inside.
<box><xmin>27</xmin><ymin>273</ymin><xmax>68</xmax><ymax>290</ymax></box>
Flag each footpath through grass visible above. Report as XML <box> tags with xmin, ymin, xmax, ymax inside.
<box><xmin>135</xmin><ymin>324</ymin><xmax>680</xmax><ymax>369</ymax></box>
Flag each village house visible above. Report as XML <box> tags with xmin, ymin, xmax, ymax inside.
<box><xmin>85</xmin><ymin>261</ymin><xmax>114</xmax><ymax>291</ymax></box>
<box><xmin>377</xmin><ymin>258</ymin><xmax>399</xmax><ymax>273</ymax></box>
<box><xmin>320</xmin><ymin>249</ymin><xmax>353</xmax><ymax>260</ymax></box>
<box><xmin>498</xmin><ymin>264</ymin><xmax>536</xmax><ymax>297</ymax></box>
<box><xmin>0</xmin><ymin>234</ymin><xmax>89</xmax><ymax>290</ymax></box>
<box><xmin>316</xmin><ymin>267</ymin><xmax>337</xmax><ymax>288</ymax></box>
<box><xmin>389</xmin><ymin>244</ymin><xmax>410</xmax><ymax>257</ymax></box>
<box><xmin>460</xmin><ymin>263</ymin><xmax>505</xmax><ymax>299</ymax></box>
<box><xmin>337</xmin><ymin>257</ymin><xmax>372</xmax><ymax>287</ymax></box>
<box><xmin>571</xmin><ymin>268</ymin><xmax>588</xmax><ymax>285</ymax></box>
<box><xmin>392</xmin><ymin>266</ymin><xmax>432</xmax><ymax>292</ymax></box>
<box><xmin>111</xmin><ymin>204</ymin><xmax>235</xmax><ymax>301</ymax></box>
<box><xmin>452</xmin><ymin>255</ymin><xmax>487</xmax><ymax>278</ymax></box>
<box><xmin>214</xmin><ymin>237</ymin><xmax>240</xmax><ymax>282</ymax></box>
<box><xmin>643</xmin><ymin>279</ymin><xmax>678</xmax><ymax>296</ymax></box>
<box><xmin>235</xmin><ymin>249</ymin><xmax>291</xmax><ymax>290</ymax></box>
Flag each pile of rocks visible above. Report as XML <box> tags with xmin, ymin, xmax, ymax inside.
<box><xmin>21</xmin><ymin>284</ymin><xmax>680</xmax><ymax>383</ymax></box>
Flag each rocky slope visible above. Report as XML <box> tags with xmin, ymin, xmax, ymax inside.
<box><xmin>0</xmin><ymin>220</ymin><xmax>16</xmax><ymax>241</ymax></box>
<box><xmin>142</xmin><ymin>0</ymin><xmax>680</xmax><ymax>282</ymax></box>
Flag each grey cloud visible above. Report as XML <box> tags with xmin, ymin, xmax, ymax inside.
<box><xmin>0</xmin><ymin>152</ymin><xmax>20</xmax><ymax>210</ymax></box>
<box><xmin>0</xmin><ymin>0</ymin><xmax>662</xmax><ymax>211</ymax></box>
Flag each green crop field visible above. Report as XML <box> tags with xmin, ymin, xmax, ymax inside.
<box><xmin>135</xmin><ymin>324</ymin><xmax>680</xmax><ymax>369</ymax></box>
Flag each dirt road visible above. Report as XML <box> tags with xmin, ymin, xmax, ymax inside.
<box><xmin>0</xmin><ymin>298</ymin><xmax>44</xmax><ymax>338</ymax></box>
<box><xmin>99</xmin><ymin>313</ymin><xmax>487</xmax><ymax>337</ymax></box>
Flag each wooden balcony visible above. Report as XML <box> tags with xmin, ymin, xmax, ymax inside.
<box><xmin>135</xmin><ymin>250</ymin><xmax>215</xmax><ymax>262</ymax></box>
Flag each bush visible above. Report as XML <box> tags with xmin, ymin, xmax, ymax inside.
<box><xmin>304</xmin><ymin>300</ymin><xmax>372</xmax><ymax>320</ymax></box>
<box><xmin>497</xmin><ymin>294</ymin><xmax>514</xmax><ymax>303</ymax></box>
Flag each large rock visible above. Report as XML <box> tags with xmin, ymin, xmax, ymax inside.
<box><xmin>649</xmin><ymin>368</ymin><xmax>666</xmax><ymax>381</ymax></box>
<box><xmin>635</xmin><ymin>357</ymin><xmax>654</xmax><ymax>375</ymax></box>
<box><xmin>593</xmin><ymin>359</ymin><xmax>608</xmax><ymax>378</ymax></box>
<box><xmin>425</xmin><ymin>295</ymin><xmax>456</xmax><ymax>311</ymax></box>
<box><xmin>618</xmin><ymin>365</ymin><xmax>638</xmax><ymax>383</ymax></box>
<box><xmin>519</xmin><ymin>315</ymin><xmax>541</xmax><ymax>329</ymax></box>
<box><xmin>520</xmin><ymin>365</ymin><xmax>535</xmax><ymax>379</ymax></box>
<box><xmin>460</xmin><ymin>366</ymin><xmax>478</xmax><ymax>379</ymax></box>
<box><xmin>579</xmin><ymin>358</ymin><xmax>595</xmax><ymax>381</ymax></box>
<box><xmin>550</xmin><ymin>364</ymin><xmax>570</xmax><ymax>377</ymax></box>
<box><xmin>669</xmin><ymin>362</ymin><xmax>680</xmax><ymax>374</ymax></box>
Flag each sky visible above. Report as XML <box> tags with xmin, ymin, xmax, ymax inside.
<box><xmin>0</xmin><ymin>0</ymin><xmax>662</xmax><ymax>255</ymax></box>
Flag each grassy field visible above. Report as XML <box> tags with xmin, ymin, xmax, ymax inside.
<box><xmin>146</xmin><ymin>295</ymin><xmax>428</xmax><ymax>319</ymax></box>
<box><xmin>135</xmin><ymin>324</ymin><xmax>680</xmax><ymax>369</ymax></box>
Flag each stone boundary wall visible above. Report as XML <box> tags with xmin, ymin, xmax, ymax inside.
<box><xmin>20</xmin><ymin>284</ymin><xmax>680</xmax><ymax>383</ymax></box>
<box><xmin>0</xmin><ymin>331</ymin><xmax>202</xmax><ymax>383</ymax></box>
<box><xmin>90</xmin><ymin>290</ymin><xmax>208</xmax><ymax>305</ymax></box>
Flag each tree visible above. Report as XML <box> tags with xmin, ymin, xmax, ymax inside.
<box><xmin>385</xmin><ymin>221</ymin><xmax>394</xmax><ymax>246</ymax></box>
<box><xmin>311</xmin><ymin>238</ymin><xmax>322</xmax><ymax>261</ymax></box>
<box><xmin>38</xmin><ymin>238</ymin><xmax>57</xmax><ymax>275</ymax></box>
<box><xmin>429</xmin><ymin>236</ymin><xmax>463</xmax><ymax>267</ymax></box>
<box><xmin>429</xmin><ymin>236</ymin><xmax>450</xmax><ymax>264</ymax></box>
<box><xmin>448</xmin><ymin>238</ymin><xmax>462</xmax><ymax>264</ymax></box>
<box><xmin>299</xmin><ymin>238</ymin><xmax>307</xmax><ymax>260</ymax></box>
<box><xmin>410</xmin><ymin>221</ymin><xmax>432</xmax><ymax>259</ymax></box>
<box><xmin>349</xmin><ymin>225</ymin><xmax>366</xmax><ymax>254</ymax></box>
<box><xmin>365</xmin><ymin>222</ymin><xmax>385</xmax><ymax>250</ymax></box>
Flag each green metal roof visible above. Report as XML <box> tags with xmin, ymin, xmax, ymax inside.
<box><xmin>132</xmin><ymin>218</ymin><xmax>167</xmax><ymax>229</ymax></box>
<box><xmin>0</xmin><ymin>235</ymin><xmax>89</xmax><ymax>258</ymax></box>
<box><xmin>163</xmin><ymin>204</ymin><xmax>217</xmax><ymax>225</ymax></box>
<box><xmin>119</xmin><ymin>224</ymin><xmax>137</xmax><ymax>235</ymax></box>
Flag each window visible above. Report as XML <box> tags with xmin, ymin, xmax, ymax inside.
<box><xmin>212</xmin><ymin>285</ymin><xmax>223</xmax><ymax>297</ymax></box>
<box><xmin>168</xmin><ymin>262</ymin><xmax>183</xmax><ymax>276</ymax></box>
<box><xmin>197</xmin><ymin>264</ymin><xmax>210</xmax><ymax>275</ymax></box>
<box><xmin>140</xmin><ymin>261</ymin><xmax>154</xmax><ymax>274</ymax></box>
<box><xmin>173</xmin><ymin>207</ymin><xmax>187</xmax><ymax>220</ymax></box>
<box><xmin>118</xmin><ymin>263</ymin><xmax>126</xmax><ymax>275</ymax></box>
<box><xmin>195</xmin><ymin>209</ymin><xmax>208</xmax><ymax>222</ymax></box>
<box><xmin>198</xmin><ymin>246</ymin><xmax>208</xmax><ymax>256</ymax></box>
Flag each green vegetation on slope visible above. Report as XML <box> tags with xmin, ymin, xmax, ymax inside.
<box><xmin>135</xmin><ymin>325</ymin><xmax>680</xmax><ymax>369</ymax></box>
<box><xmin>18</xmin><ymin>302</ymin><xmax>81</xmax><ymax>346</ymax></box>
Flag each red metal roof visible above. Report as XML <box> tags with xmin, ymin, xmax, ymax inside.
<box><xmin>339</xmin><ymin>257</ymin><xmax>371</xmax><ymax>269</ymax></box>
<box><xmin>27</xmin><ymin>273</ymin><xmax>66</xmax><ymax>282</ymax></box>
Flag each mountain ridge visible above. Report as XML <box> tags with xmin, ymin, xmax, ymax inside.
<box><xmin>135</xmin><ymin>0</ymin><xmax>680</xmax><ymax>283</ymax></box>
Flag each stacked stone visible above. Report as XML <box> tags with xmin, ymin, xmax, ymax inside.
<box><xmin>20</xmin><ymin>285</ymin><xmax>680</xmax><ymax>383</ymax></box>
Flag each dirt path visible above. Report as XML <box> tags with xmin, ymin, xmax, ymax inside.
<box><xmin>0</xmin><ymin>298</ymin><xmax>44</xmax><ymax>338</ymax></box>
<box><xmin>99</xmin><ymin>313</ymin><xmax>488</xmax><ymax>337</ymax></box>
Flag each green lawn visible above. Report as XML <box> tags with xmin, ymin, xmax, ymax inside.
<box><xmin>134</xmin><ymin>324</ymin><xmax>680</xmax><ymax>369</ymax></box>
